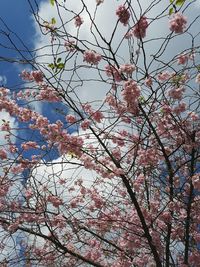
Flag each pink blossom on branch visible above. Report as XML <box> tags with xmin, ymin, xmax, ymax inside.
<box><xmin>116</xmin><ymin>5</ymin><xmax>130</xmax><ymax>26</ymax></box>
<box><xmin>177</xmin><ymin>53</ymin><xmax>189</xmax><ymax>65</ymax></box>
<box><xmin>83</xmin><ymin>50</ymin><xmax>102</xmax><ymax>65</ymax></box>
<box><xmin>195</xmin><ymin>73</ymin><xmax>200</xmax><ymax>83</ymax></box>
<box><xmin>169</xmin><ymin>12</ymin><xmax>187</xmax><ymax>34</ymax></box>
<box><xmin>0</xmin><ymin>148</ymin><xmax>7</xmax><ymax>160</ymax></box>
<box><xmin>132</xmin><ymin>16</ymin><xmax>148</xmax><ymax>39</ymax></box>
<box><xmin>145</xmin><ymin>76</ymin><xmax>153</xmax><ymax>87</ymax></box>
<box><xmin>122</xmin><ymin>79</ymin><xmax>141</xmax><ymax>114</ymax></box>
<box><xmin>80</xmin><ymin>119</ymin><xmax>90</xmax><ymax>130</ymax></box>
<box><xmin>168</xmin><ymin>86</ymin><xmax>185</xmax><ymax>100</ymax></box>
<box><xmin>0</xmin><ymin>2</ymin><xmax>200</xmax><ymax>266</ymax></box>
<box><xmin>20</xmin><ymin>70</ymin><xmax>43</xmax><ymax>83</ymax></box>
<box><xmin>36</xmin><ymin>85</ymin><xmax>61</xmax><ymax>102</ymax></box>
<box><xmin>21</xmin><ymin>141</ymin><xmax>39</xmax><ymax>151</ymax></box>
<box><xmin>119</xmin><ymin>63</ymin><xmax>136</xmax><ymax>75</ymax></box>
<box><xmin>66</xmin><ymin>114</ymin><xmax>77</xmax><ymax>124</ymax></box>
<box><xmin>74</xmin><ymin>15</ymin><xmax>83</xmax><ymax>27</ymax></box>
<box><xmin>105</xmin><ymin>64</ymin><xmax>122</xmax><ymax>82</ymax></box>
<box><xmin>64</xmin><ymin>40</ymin><xmax>76</xmax><ymax>52</ymax></box>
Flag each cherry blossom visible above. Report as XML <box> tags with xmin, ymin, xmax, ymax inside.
<box><xmin>105</xmin><ymin>64</ymin><xmax>122</xmax><ymax>82</ymax></box>
<box><xmin>116</xmin><ymin>5</ymin><xmax>130</xmax><ymax>26</ymax></box>
<box><xmin>66</xmin><ymin>114</ymin><xmax>77</xmax><ymax>124</ymax></box>
<box><xmin>74</xmin><ymin>15</ymin><xmax>83</xmax><ymax>27</ymax></box>
<box><xmin>177</xmin><ymin>53</ymin><xmax>189</xmax><ymax>65</ymax></box>
<box><xmin>119</xmin><ymin>63</ymin><xmax>136</xmax><ymax>75</ymax></box>
<box><xmin>132</xmin><ymin>16</ymin><xmax>148</xmax><ymax>39</ymax></box>
<box><xmin>0</xmin><ymin>1</ymin><xmax>199</xmax><ymax>266</ymax></box>
<box><xmin>195</xmin><ymin>73</ymin><xmax>200</xmax><ymax>83</ymax></box>
<box><xmin>0</xmin><ymin>148</ymin><xmax>8</xmax><ymax>160</ymax></box>
<box><xmin>83</xmin><ymin>50</ymin><xmax>102</xmax><ymax>65</ymax></box>
<box><xmin>169</xmin><ymin>12</ymin><xmax>187</xmax><ymax>34</ymax></box>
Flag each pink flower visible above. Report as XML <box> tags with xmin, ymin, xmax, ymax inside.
<box><xmin>122</xmin><ymin>80</ymin><xmax>141</xmax><ymax>102</ymax></box>
<box><xmin>31</xmin><ymin>71</ymin><xmax>44</xmax><ymax>83</ymax></box>
<box><xmin>1</xmin><ymin>121</ymin><xmax>10</xmax><ymax>131</ymax></box>
<box><xmin>157</xmin><ymin>71</ymin><xmax>173</xmax><ymax>82</ymax></box>
<box><xmin>83</xmin><ymin>50</ymin><xmax>102</xmax><ymax>65</ymax></box>
<box><xmin>169</xmin><ymin>12</ymin><xmax>187</xmax><ymax>34</ymax></box>
<box><xmin>25</xmin><ymin>189</ymin><xmax>34</xmax><ymax>199</ymax></box>
<box><xmin>119</xmin><ymin>64</ymin><xmax>135</xmax><ymax>75</ymax></box>
<box><xmin>168</xmin><ymin>86</ymin><xmax>185</xmax><ymax>100</ymax></box>
<box><xmin>105</xmin><ymin>65</ymin><xmax>122</xmax><ymax>82</ymax></box>
<box><xmin>47</xmin><ymin>195</ymin><xmax>63</xmax><ymax>208</ymax></box>
<box><xmin>145</xmin><ymin>76</ymin><xmax>153</xmax><ymax>87</ymax></box>
<box><xmin>21</xmin><ymin>141</ymin><xmax>39</xmax><ymax>150</ymax></box>
<box><xmin>74</xmin><ymin>16</ymin><xmax>83</xmax><ymax>27</ymax></box>
<box><xmin>173</xmin><ymin>102</ymin><xmax>187</xmax><ymax>114</ymax></box>
<box><xmin>36</xmin><ymin>85</ymin><xmax>61</xmax><ymax>102</ymax></box>
<box><xmin>11</xmin><ymin>165</ymin><xmax>24</xmax><ymax>174</ymax></box>
<box><xmin>195</xmin><ymin>73</ymin><xmax>200</xmax><ymax>83</ymax></box>
<box><xmin>0</xmin><ymin>87</ymin><xmax>10</xmax><ymax>97</ymax></box>
<box><xmin>116</xmin><ymin>5</ymin><xmax>130</xmax><ymax>26</ymax></box>
<box><xmin>66</xmin><ymin>114</ymin><xmax>76</xmax><ymax>124</ymax></box>
<box><xmin>122</xmin><ymin>80</ymin><xmax>140</xmax><ymax>114</ymax></box>
<box><xmin>81</xmin><ymin>119</ymin><xmax>90</xmax><ymax>130</ymax></box>
<box><xmin>177</xmin><ymin>53</ymin><xmax>188</xmax><ymax>65</ymax></box>
<box><xmin>188</xmin><ymin>111</ymin><xmax>199</xmax><ymax>121</ymax></box>
<box><xmin>64</xmin><ymin>40</ymin><xmax>76</xmax><ymax>52</ymax></box>
<box><xmin>132</xmin><ymin>16</ymin><xmax>148</xmax><ymax>39</ymax></box>
<box><xmin>20</xmin><ymin>70</ymin><xmax>43</xmax><ymax>83</ymax></box>
<box><xmin>20</xmin><ymin>70</ymin><xmax>33</xmax><ymax>81</ymax></box>
<box><xmin>0</xmin><ymin>149</ymin><xmax>7</xmax><ymax>160</ymax></box>
<box><xmin>91</xmin><ymin>110</ymin><xmax>104</xmax><ymax>123</ymax></box>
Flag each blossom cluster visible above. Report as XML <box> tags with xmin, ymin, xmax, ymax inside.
<box><xmin>169</xmin><ymin>12</ymin><xmax>187</xmax><ymax>34</ymax></box>
<box><xmin>119</xmin><ymin>63</ymin><xmax>136</xmax><ymax>75</ymax></box>
<box><xmin>116</xmin><ymin>5</ymin><xmax>130</xmax><ymax>26</ymax></box>
<box><xmin>36</xmin><ymin>85</ymin><xmax>61</xmax><ymax>102</ymax></box>
<box><xmin>105</xmin><ymin>65</ymin><xmax>122</xmax><ymax>82</ymax></box>
<box><xmin>132</xmin><ymin>16</ymin><xmax>148</xmax><ymax>39</ymax></box>
<box><xmin>74</xmin><ymin>15</ymin><xmax>83</xmax><ymax>27</ymax></box>
<box><xmin>20</xmin><ymin>70</ymin><xmax>44</xmax><ymax>83</ymax></box>
<box><xmin>64</xmin><ymin>40</ymin><xmax>76</xmax><ymax>52</ymax></box>
<box><xmin>83</xmin><ymin>50</ymin><xmax>102</xmax><ymax>65</ymax></box>
<box><xmin>122</xmin><ymin>79</ymin><xmax>141</xmax><ymax>114</ymax></box>
<box><xmin>168</xmin><ymin>86</ymin><xmax>185</xmax><ymax>100</ymax></box>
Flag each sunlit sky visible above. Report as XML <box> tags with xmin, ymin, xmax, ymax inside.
<box><xmin>0</xmin><ymin>0</ymin><xmax>42</xmax><ymax>87</ymax></box>
<box><xmin>0</xmin><ymin>0</ymin><xmax>66</xmax><ymax>162</ymax></box>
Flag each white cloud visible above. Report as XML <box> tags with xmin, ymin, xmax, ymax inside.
<box><xmin>0</xmin><ymin>111</ymin><xmax>17</xmax><ymax>146</ymax></box>
<box><xmin>0</xmin><ymin>75</ymin><xmax>7</xmax><ymax>85</ymax></box>
<box><xmin>1</xmin><ymin>1</ymin><xmax>198</xmax><ymax>263</ymax></box>
<box><xmin>31</xmin><ymin>0</ymin><xmax>200</xmax><ymax>108</ymax></box>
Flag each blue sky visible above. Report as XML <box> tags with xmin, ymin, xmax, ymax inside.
<box><xmin>0</xmin><ymin>1</ymin><xmax>200</xmax><ymax>265</ymax></box>
<box><xmin>0</xmin><ymin>0</ymin><xmax>43</xmax><ymax>87</ymax></box>
<box><xmin>0</xmin><ymin>0</ymin><xmax>69</xmax><ymax>161</ymax></box>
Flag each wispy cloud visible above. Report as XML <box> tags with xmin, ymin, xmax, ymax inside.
<box><xmin>0</xmin><ymin>75</ymin><xmax>7</xmax><ymax>85</ymax></box>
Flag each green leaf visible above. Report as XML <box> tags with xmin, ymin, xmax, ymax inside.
<box><xmin>57</xmin><ymin>63</ymin><xmax>65</xmax><ymax>69</ymax></box>
<box><xmin>50</xmin><ymin>0</ymin><xmax>55</xmax><ymax>6</ymax></box>
<box><xmin>48</xmin><ymin>63</ymin><xmax>55</xmax><ymax>69</ymax></box>
<box><xmin>51</xmin><ymin>17</ymin><xmax>56</xmax><ymax>25</ymax></box>
<box><xmin>139</xmin><ymin>96</ymin><xmax>146</xmax><ymax>103</ymax></box>
<box><xmin>170</xmin><ymin>0</ymin><xmax>174</xmax><ymax>3</ymax></box>
<box><xmin>175</xmin><ymin>0</ymin><xmax>185</xmax><ymax>6</ymax></box>
<box><xmin>169</xmin><ymin>7</ymin><xmax>174</xmax><ymax>15</ymax></box>
<box><xmin>57</xmin><ymin>58</ymin><xmax>62</xmax><ymax>63</ymax></box>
